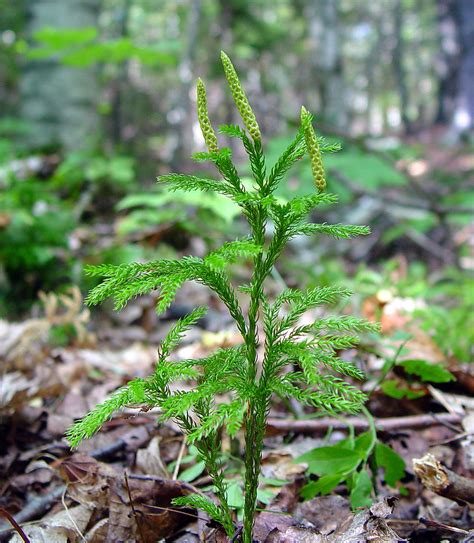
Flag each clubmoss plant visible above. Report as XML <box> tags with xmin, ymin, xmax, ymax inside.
<box><xmin>67</xmin><ymin>52</ymin><xmax>378</xmax><ymax>542</ymax></box>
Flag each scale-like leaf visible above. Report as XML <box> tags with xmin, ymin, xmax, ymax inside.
<box><xmin>172</xmin><ymin>494</ymin><xmax>231</xmax><ymax>530</ymax></box>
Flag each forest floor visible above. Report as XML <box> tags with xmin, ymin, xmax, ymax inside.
<box><xmin>1</xmin><ymin>275</ymin><xmax>473</xmax><ymax>543</ymax></box>
<box><xmin>1</xmin><ymin>129</ymin><xmax>473</xmax><ymax>542</ymax></box>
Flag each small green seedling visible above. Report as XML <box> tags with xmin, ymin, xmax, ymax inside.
<box><xmin>67</xmin><ymin>51</ymin><xmax>377</xmax><ymax>542</ymax></box>
<box><xmin>296</xmin><ymin>413</ymin><xmax>406</xmax><ymax>509</ymax></box>
<box><xmin>381</xmin><ymin>340</ymin><xmax>455</xmax><ymax>400</ymax></box>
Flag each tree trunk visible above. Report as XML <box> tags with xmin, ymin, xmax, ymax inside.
<box><xmin>171</xmin><ymin>0</ymin><xmax>202</xmax><ymax>169</ymax></box>
<box><xmin>0</xmin><ymin>0</ymin><xmax>26</xmax><ymax>116</ymax></box>
<box><xmin>304</xmin><ymin>0</ymin><xmax>347</xmax><ymax>130</ymax></box>
<box><xmin>393</xmin><ymin>0</ymin><xmax>411</xmax><ymax>133</ymax></box>
<box><xmin>110</xmin><ymin>0</ymin><xmax>131</xmax><ymax>147</ymax></box>
<box><xmin>20</xmin><ymin>0</ymin><xmax>101</xmax><ymax>151</ymax></box>
<box><xmin>365</xmin><ymin>14</ymin><xmax>384</xmax><ymax>134</ymax></box>
<box><xmin>216</xmin><ymin>0</ymin><xmax>238</xmax><ymax>154</ymax></box>
<box><xmin>436</xmin><ymin>0</ymin><xmax>474</xmax><ymax>138</ymax></box>
<box><xmin>435</xmin><ymin>0</ymin><xmax>461</xmax><ymax>124</ymax></box>
<box><xmin>453</xmin><ymin>0</ymin><xmax>474</xmax><ymax>136</ymax></box>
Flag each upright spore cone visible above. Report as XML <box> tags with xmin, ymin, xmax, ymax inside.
<box><xmin>197</xmin><ymin>78</ymin><xmax>218</xmax><ymax>153</ymax></box>
<box><xmin>301</xmin><ymin>106</ymin><xmax>326</xmax><ymax>192</ymax></box>
<box><xmin>221</xmin><ymin>51</ymin><xmax>261</xmax><ymax>142</ymax></box>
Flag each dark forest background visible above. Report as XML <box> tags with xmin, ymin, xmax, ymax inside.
<box><xmin>1</xmin><ymin>3</ymin><xmax>474</xmax><ymax>541</ymax></box>
<box><xmin>0</xmin><ymin>0</ymin><xmax>472</xmax><ymax>352</ymax></box>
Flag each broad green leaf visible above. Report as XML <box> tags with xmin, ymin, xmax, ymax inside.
<box><xmin>353</xmin><ymin>431</ymin><xmax>374</xmax><ymax>460</ymax></box>
<box><xmin>337</xmin><ymin>434</ymin><xmax>355</xmax><ymax>450</ymax></box>
<box><xmin>257</xmin><ymin>488</ymin><xmax>277</xmax><ymax>505</ymax></box>
<box><xmin>350</xmin><ymin>470</ymin><xmax>373</xmax><ymax>509</ymax></box>
<box><xmin>381</xmin><ymin>379</ymin><xmax>425</xmax><ymax>400</ymax></box>
<box><xmin>300</xmin><ymin>473</ymin><xmax>346</xmax><ymax>499</ymax></box>
<box><xmin>324</xmin><ymin>148</ymin><xmax>406</xmax><ymax>192</ymax></box>
<box><xmin>261</xmin><ymin>477</ymin><xmax>287</xmax><ymax>487</ymax></box>
<box><xmin>399</xmin><ymin>359</ymin><xmax>455</xmax><ymax>383</ymax></box>
<box><xmin>226</xmin><ymin>481</ymin><xmax>245</xmax><ymax>510</ymax></box>
<box><xmin>399</xmin><ymin>485</ymin><xmax>409</xmax><ymax>496</ymax></box>
<box><xmin>375</xmin><ymin>442</ymin><xmax>406</xmax><ymax>487</ymax></box>
<box><xmin>179</xmin><ymin>460</ymin><xmax>206</xmax><ymax>482</ymax></box>
<box><xmin>118</xmin><ymin>190</ymin><xmax>240</xmax><ymax>224</ymax></box>
<box><xmin>295</xmin><ymin>446</ymin><xmax>362</xmax><ymax>476</ymax></box>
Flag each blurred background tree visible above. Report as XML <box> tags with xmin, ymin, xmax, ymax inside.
<box><xmin>3</xmin><ymin>0</ymin><xmax>472</xmax><ymax>164</ymax></box>
<box><xmin>0</xmin><ymin>0</ymin><xmax>472</xmax><ymax>340</ymax></box>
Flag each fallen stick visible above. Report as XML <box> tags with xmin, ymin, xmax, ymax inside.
<box><xmin>413</xmin><ymin>453</ymin><xmax>474</xmax><ymax>504</ymax></box>
<box><xmin>419</xmin><ymin>517</ymin><xmax>471</xmax><ymax>535</ymax></box>
<box><xmin>0</xmin><ymin>508</ymin><xmax>30</xmax><ymax>543</ymax></box>
<box><xmin>265</xmin><ymin>412</ymin><xmax>462</xmax><ymax>435</ymax></box>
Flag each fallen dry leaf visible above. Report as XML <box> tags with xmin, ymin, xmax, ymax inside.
<box><xmin>0</xmin><ymin>319</ymin><xmax>50</xmax><ymax>370</ymax></box>
<box><xmin>135</xmin><ymin>435</ymin><xmax>170</xmax><ymax>477</ymax></box>
<box><xmin>254</xmin><ymin>481</ymin><xmax>302</xmax><ymax>542</ymax></box>
<box><xmin>106</xmin><ymin>474</ymin><xmax>196</xmax><ymax>542</ymax></box>
<box><xmin>84</xmin><ymin>518</ymin><xmax>109</xmax><ymax>542</ymax></box>
<box><xmin>53</xmin><ymin>454</ymin><xmax>197</xmax><ymax>542</ymax></box>
<box><xmin>55</xmin><ymin>453</ymin><xmax>116</xmax><ymax>511</ymax></box>
<box><xmin>295</xmin><ymin>496</ymin><xmax>351</xmax><ymax>535</ymax></box>
<box><xmin>8</xmin><ymin>504</ymin><xmax>92</xmax><ymax>543</ymax></box>
<box><xmin>10</xmin><ymin>459</ymin><xmax>54</xmax><ymax>491</ymax></box>
<box><xmin>329</xmin><ymin>497</ymin><xmax>405</xmax><ymax>543</ymax></box>
<box><xmin>266</xmin><ymin>525</ymin><xmax>325</xmax><ymax>542</ymax></box>
<box><xmin>258</xmin><ymin>497</ymin><xmax>404</xmax><ymax>543</ymax></box>
<box><xmin>0</xmin><ymin>368</ymin><xmax>65</xmax><ymax>413</ymax></box>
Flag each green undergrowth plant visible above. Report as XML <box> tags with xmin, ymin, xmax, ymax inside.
<box><xmin>116</xmin><ymin>186</ymin><xmax>242</xmax><ymax>241</ymax></box>
<box><xmin>0</xmin><ymin>175</ymin><xmax>76</xmax><ymax>316</ymax></box>
<box><xmin>297</xmin><ymin>411</ymin><xmax>407</xmax><ymax>509</ymax></box>
<box><xmin>67</xmin><ymin>51</ymin><xmax>378</xmax><ymax>542</ymax></box>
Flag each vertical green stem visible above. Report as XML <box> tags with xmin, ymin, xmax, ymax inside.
<box><xmin>198</xmin><ymin>435</ymin><xmax>234</xmax><ymax>536</ymax></box>
<box><xmin>192</xmin><ymin>399</ymin><xmax>234</xmax><ymax>537</ymax></box>
<box><xmin>243</xmin><ymin>202</ymin><xmax>267</xmax><ymax>543</ymax></box>
<box><xmin>243</xmin><ymin>401</ymin><xmax>258</xmax><ymax>543</ymax></box>
<box><xmin>243</xmin><ymin>392</ymin><xmax>270</xmax><ymax>543</ymax></box>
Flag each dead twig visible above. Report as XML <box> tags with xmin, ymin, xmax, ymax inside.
<box><xmin>413</xmin><ymin>453</ymin><xmax>474</xmax><ymax>504</ymax></box>
<box><xmin>0</xmin><ymin>485</ymin><xmax>66</xmax><ymax>540</ymax></box>
<box><xmin>172</xmin><ymin>438</ymin><xmax>186</xmax><ymax>480</ymax></box>
<box><xmin>126</xmin><ymin>473</ymin><xmax>198</xmax><ymax>494</ymax></box>
<box><xmin>124</xmin><ymin>472</ymin><xmax>146</xmax><ymax>543</ymax></box>
<box><xmin>266</xmin><ymin>412</ymin><xmax>462</xmax><ymax>435</ymax></box>
<box><xmin>60</xmin><ymin>486</ymin><xmax>86</xmax><ymax>543</ymax></box>
<box><xmin>0</xmin><ymin>508</ymin><xmax>30</xmax><ymax>543</ymax></box>
<box><xmin>419</xmin><ymin>516</ymin><xmax>470</xmax><ymax>535</ymax></box>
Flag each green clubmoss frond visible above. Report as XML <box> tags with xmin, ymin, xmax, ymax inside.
<box><xmin>158</xmin><ymin>173</ymin><xmax>240</xmax><ymax>198</ymax></box>
<box><xmin>172</xmin><ymin>495</ymin><xmax>234</xmax><ymax>536</ymax></box>
<box><xmin>312</xmin><ymin>316</ymin><xmax>380</xmax><ymax>333</ymax></box>
<box><xmin>158</xmin><ymin>306</ymin><xmax>208</xmax><ymax>361</ymax></box>
<box><xmin>68</xmin><ymin>51</ymin><xmax>375</xmax><ymax>543</ymax></box>
<box><xmin>188</xmin><ymin>400</ymin><xmax>244</xmax><ymax>442</ymax></box>
<box><xmin>295</xmin><ymin>223</ymin><xmax>371</xmax><ymax>239</ymax></box>
<box><xmin>66</xmin><ymin>378</ymin><xmax>148</xmax><ymax>449</ymax></box>
<box><xmin>277</xmin><ymin>286</ymin><xmax>352</xmax><ymax>333</ymax></box>
<box><xmin>205</xmin><ymin>238</ymin><xmax>263</xmax><ymax>268</ymax></box>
